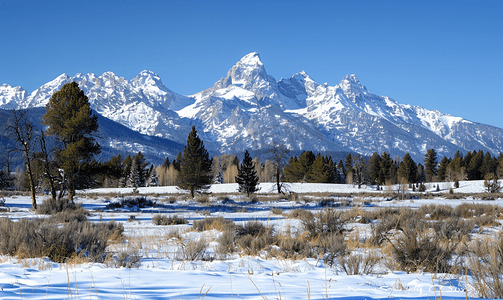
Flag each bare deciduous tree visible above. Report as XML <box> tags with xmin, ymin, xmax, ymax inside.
<box><xmin>6</xmin><ymin>110</ymin><xmax>37</xmax><ymax>209</ymax></box>
<box><xmin>267</xmin><ymin>143</ymin><xmax>289</xmax><ymax>194</ymax></box>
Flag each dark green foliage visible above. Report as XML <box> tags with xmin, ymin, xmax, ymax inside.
<box><xmin>0</xmin><ymin>170</ymin><xmax>13</xmax><ymax>190</ymax></box>
<box><xmin>306</xmin><ymin>154</ymin><xmax>331</xmax><ymax>183</ymax></box>
<box><xmin>284</xmin><ymin>151</ymin><xmax>315</xmax><ymax>182</ymax></box>
<box><xmin>416</xmin><ymin>163</ymin><xmax>426</xmax><ymax>183</ymax></box>
<box><xmin>336</xmin><ymin>160</ymin><xmax>346</xmax><ymax>183</ymax></box>
<box><xmin>172</xmin><ymin>152</ymin><xmax>182</xmax><ymax>171</ymax></box>
<box><xmin>42</xmin><ymin>82</ymin><xmax>101</xmax><ymax>200</ymax></box>
<box><xmin>398</xmin><ymin>153</ymin><xmax>417</xmax><ymax>183</ymax></box>
<box><xmin>120</xmin><ymin>155</ymin><xmax>132</xmax><ymax>187</ymax></box>
<box><xmin>283</xmin><ymin>151</ymin><xmax>341</xmax><ymax>184</ymax></box>
<box><xmin>235</xmin><ymin>150</ymin><xmax>260</xmax><ymax>196</ymax></box>
<box><xmin>162</xmin><ymin>156</ymin><xmax>171</xmax><ymax>168</ymax></box>
<box><xmin>437</xmin><ymin>156</ymin><xmax>451</xmax><ymax>181</ymax></box>
<box><xmin>379</xmin><ymin>152</ymin><xmax>396</xmax><ymax>184</ymax></box>
<box><xmin>177</xmin><ymin>126</ymin><xmax>213</xmax><ymax>198</ymax></box>
<box><xmin>481</xmin><ymin>152</ymin><xmax>498</xmax><ymax>178</ymax></box>
<box><xmin>368</xmin><ymin>152</ymin><xmax>382</xmax><ymax>185</ymax></box>
<box><xmin>467</xmin><ymin>150</ymin><xmax>484</xmax><ymax>180</ymax></box>
<box><xmin>424</xmin><ymin>149</ymin><xmax>438</xmax><ymax>182</ymax></box>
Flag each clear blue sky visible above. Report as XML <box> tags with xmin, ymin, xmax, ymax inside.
<box><xmin>1</xmin><ymin>0</ymin><xmax>502</xmax><ymax>128</ymax></box>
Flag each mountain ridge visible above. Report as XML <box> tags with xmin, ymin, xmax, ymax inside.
<box><xmin>1</xmin><ymin>53</ymin><xmax>502</xmax><ymax>162</ymax></box>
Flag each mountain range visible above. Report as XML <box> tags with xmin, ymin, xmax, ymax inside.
<box><xmin>2</xmin><ymin>52</ymin><xmax>503</xmax><ymax>163</ymax></box>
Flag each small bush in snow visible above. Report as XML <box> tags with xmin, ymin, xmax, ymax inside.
<box><xmin>0</xmin><ymin>217</ymin><xmax>123</xmax><ymax>263</ymax></box>
<box><xmin>107</xmin><ymin>249</ymin><xmax>142</xmax><ymax>268</ymax></box>
<box><xmin>106</xmin><ymin>197</ymin><xmax>156</xmax><ymax>209</ymax></box>
<box><xmin>467</xmin><ymin>231</ymin><xmax>503</xmax><ymax>299</ymax></box>
<box><xmin>339</xmin><ymin>250</ymin><xmax>381</xmax><ymax>275</ymax></box>
<box><xmin>152</xmin><ymin>214</ymin><xmax>188</xmax><ymax>226</ymax></box>
<box><xmin>193</xmin><ymin>216</ymin><xmax>234</xmax><ymax>232</ymax></box>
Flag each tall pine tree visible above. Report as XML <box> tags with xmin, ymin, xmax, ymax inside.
<box><xmin>177</xmin><ymin>126</ymin><xmax>212</xmax><ymax>198</ymax></box>
<box><xmin>42</xmin><ymin>82</ymin><xmax>100</xmax><ymax>200</ymax></box>
<box><xmin>235</xmin><ymin>150</ymin><xmax>260</xmax><ymax>196</ymax></box>
<box><xmin>424</xmin><ymin>149</ymin><xmax>438</xmax><ymax>182</ymax></box>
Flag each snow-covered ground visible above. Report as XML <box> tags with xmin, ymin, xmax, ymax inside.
<box><xmin>0</xmin><ymin>180</ymin><xmax>500</xmax><ymax>299</ymax></box>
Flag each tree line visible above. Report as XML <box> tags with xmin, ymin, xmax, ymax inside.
<box><xmin>282</xmin><ymin>148</ymin><xmax>503</xmax><ymax>190</ymax></box>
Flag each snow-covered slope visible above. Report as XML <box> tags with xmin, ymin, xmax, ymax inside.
<box><xmin>2</xmin><ymin>53</ymin><xmax>503</xmax><ymax>160</ymax></box>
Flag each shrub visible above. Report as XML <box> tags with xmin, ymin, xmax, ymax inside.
<box><xmin>453</xmin><ymin>203</ymin><xmax>503</xmax><ymax>219</ymax></box>
<box><xmin>316</xmin><ymin>232</ymin><xmax>346</xmax><ymax>266</ymax></box>
<box><xmin>0</xmin><ymin>217</ymin><xmax>123</xmax><ymax>263</ymax></box>
<box><xmin>276</xmin><ymin>235</ymin><xmax>311</xmax><ymax>260</ymax></box>
<box><xmin>467</xmin><ymin>231</ymin><xmax>503</xmax><ymax>298</ymax></box>
<box><xmin>235</xmin><ymin>221</ymin><xmax>276</xmax><ymax>256</ymax></box>
<box><xmin>195</xmin><ymin>195</ymin><xmax>210</xmax><ymax>204</ymax></box>
<box><xmin>235</xmin><ymin>221</ymin><xmax>273</xmax><ymax>238</ymax></box>
<box><xmin>339</xmin><ymin>250</ymin><xmax>381</xmax><ymax>275</ymax></box>
<box><xmin>369</xmin><ymin>207</ymin><xmax>417</xmax><ymax>246</ymax></box>
<box><xmin>193</xmin><ymin>217</ymin><xmax>234</xmax><ymax>232</ymax></box>
<box><xmin>177</xmin><ymin>237</ymin><xmax>207</xmax><ymax>261</ymax></box>
<box><xmin>301</xmin><ymin>209</ymin><xmax>348</xmax><ymax>239</ymax></box>
<box><xmin>216</xmin><ymin>229</ymin><xmax>235</xmax><ymax>260</ymax></box>
<box><xmin>107</xmin><ymin>249</ymin><xmax>142</xmax><ymax>268</ymax></box>
<box><xmin>384</xmin><ymin>215</ymin><xmax>472</xmax><ymax>273</ymax></box>
<box><xmin>152</xmin><ymin>214</ymin><xmax>188</xmax><ymax>226</ymax></box>
<box><xmin>271</xmin><ymin>208</ymin><xmax>283</xmax><ymax>215</ymax></box>
<box><xmin>287</xmin><ymin>208</ymin><xmax>313</xmax><ymax>220</ymax></box>
<box><xmin>418</xmin><ymin>204</ymin><xmax>453</xmax><ymax>220</ymax></box>
<box><xmin>106</xmin><ymin>197</ymin><xmax>156</xmax><ymax>209</ymax></box>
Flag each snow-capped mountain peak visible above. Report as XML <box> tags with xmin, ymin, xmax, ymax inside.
<box><xmin>213</xmin><ymin>52</ymin><xmax>276</xmax><ymax>94</ymax></box>
<box><xmin>236</xmin><ymin>52</ymin><xmax>263</xmax><ymax>67</ymax></box>
<box><xmin>0</xmin><ymin>84</ymin><xmax>27</xmax><ymax>109</ymax></box>
<box><xmin>131</xmin><ymin>70</ymin><xmax>163</xmax><ymax>88</ymax></box>
<box><xmin>2</xmin><ymin>53</ymin><xmax>503</xmax><ymax>162</ymax></box>
<box><xmin>339</xmin><ymin>74</ymin><xmax>367</xmax><ymax>95</ymax></box>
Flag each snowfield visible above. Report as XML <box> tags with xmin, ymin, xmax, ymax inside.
<box><xmin>0</xmin><ymin>181</ymin><xmax>501</xmax><ymax>299</ymax></box>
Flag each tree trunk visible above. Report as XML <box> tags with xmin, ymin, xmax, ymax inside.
<box><xmin>24</xmin><ymin>156</ymin><xmax>37</xmax><ymax>209</ymax></box>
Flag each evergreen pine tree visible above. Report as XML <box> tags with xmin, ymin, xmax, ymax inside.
<box><xmin>467</xmin><ymin>150</ymin><xmax>484</xmax><ymax>180</ymax></box>
<box><xmin>283</xmin><ymin>156</ymin><xmax>300</xmax><ymax>182</ymax></box>
<box><xmin>480</xmin><ymin>152</ymin><xmax>497</xmax><ymax>178</ymax></box>
<box><xmin>132</xmin><ymin>152</ymin><xmax>148</xmax><ymax>187</ymax></box>
<box><xmin>42</xmin><ymin>82</ymin><xmax>100</xmax><ymax>200</ymax></box>
<box><xmin>162</xmin><ymin>157</ymin><xmax>171</xmax><ymax>168</ymax></box>
<box><xmin>437</xmin><ymin>156</ymin><xmax>451</xmax><ymax>181</ymax></box>
<box><xmin>368</xmin><ymin>152</ymin><xmax>382</xmax><ymax>186</ymax></box>
<box><xmin>147</xmin><ymin>164</ymin><xmax>159</xmax><ymax>187</ymax></box>
<box><xmin>398</xmin><ymin>153</ymin><xmax>417</xmax><ymax>184</ymax></box>
<box><xmin>235</xmin><ymin>150</ymin><xmax>260</xmax><ymax>196</ymax></box>
<box><xmin>126</xmin><ymin>156</ymin><xmax>141</xmax><ymax>188</ymax></box>
<box><xmin>424</xmin><ymin>149</ymin><xmax>438</xmax><ymax>182</ymax></box>
<box><xmin>173</xmin><ymin>152</ymin><xmax>182</xmax><ymax>171</ymax></box>
<box><xmin>306</xmin><ymin>154</ymin><xmax>330</xmax><ymax>183</ymax></box>
<box><xmin>177</xmin><ymin>126</ymin><xmax>213</xmax><ymax>198</ymax></box>
<box><xmin>337</xmin><ymin>160</ymin><xmax>346</xmax><ymax>183</ymax></box>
